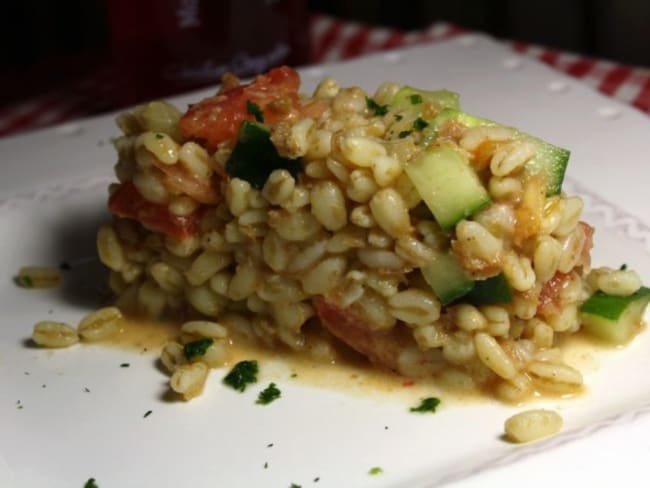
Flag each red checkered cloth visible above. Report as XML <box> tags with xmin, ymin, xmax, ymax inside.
<box><xmin>311</xmin><ymin>14</ymin><xmax>650</xmax><ymax>113</ymax></box>
<box><xmin>1</xmin><ymin>13</ymin><xmax>649</xmax><ymax>139</ymax></box>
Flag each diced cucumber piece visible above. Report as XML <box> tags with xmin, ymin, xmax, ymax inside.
<box><xmin>390</xmin><ymin>86</ymin><xmax>460</xmax><ymax>113</ymax></box>
<box><xmin>580</xmin><ymin>287</ymin><xmax>650</xmax><ymax>343</ymax></box>
<box><xmin>405</xmin><ymin>145</ymin><xmax>490</xmax><ymax>230</ymax></box>
<box><xmin>421</xmin><ymin>251</ymin><xmax>474</xmax><ymax>305</ymax></box>
<box><xmin>429</xmin><ymin>109</ymin><xmax>569</xmax><ymax>196</ymax></box>
<box><xmin>464</xmin><ymin>273</ymin><xmax>513</xmax><ymax>305</ymax></box>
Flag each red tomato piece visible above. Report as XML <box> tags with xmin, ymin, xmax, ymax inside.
<box><xmin>153</xmin><ymin>163</ymin><xmax>221</xmax><ymax>205</ymax></box>
<box><xmin>537</xmin><ymin>222</ymin><xmax>593</xmax><ymax>317</ymax></box>
<box><xmin>315</xmin><ymin>299</ymin><xmax>402</xmax><ymax>370</ymax></box>
<box><xmin>179</xmin><ymin>66</ymin><xmax>302</xmax><ymax>151</ymax></box>
<box><xmin>108</xmin><ymin>182</ymin><xmax>200</xmax><ymax>239</ymax></box>
<box><xmin>578</xmin><ymin>221</ymin><xmax>594</xmax><ymax>269</ymax></box>
<box><xmin>537</xmin><ymin>272</ymin><xmax>572</xmax><ymax>317</ymax></box>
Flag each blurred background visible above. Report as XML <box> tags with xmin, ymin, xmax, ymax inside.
<box><xmin>1</xmin><ymin>0</ymin><xmax>649</xmax><ymax>136</ymax></box>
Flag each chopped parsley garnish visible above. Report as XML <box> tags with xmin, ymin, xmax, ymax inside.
<box><xmin>223</xmin><ymin>360</ymin><xmax>259</xmax><ymax>392</ymax></box>
<box><xmin>84</xmin><ymin>478</ymin><xmax>98</xmax><ymax>488</ymax></box>
<box><xmin>313</xmin><ymin>477</ymin><xmax>320</xmax><ymax>483</ymax></box>
<box><xmin>256</xmin><ymin>382</ymin><xmax>281</xmax><ymax>405</ymax></box>
<box><xmin>368</xmin><ymin>467</ymin><xmax>383</xmax><ymax>475</ymax></box>
<box><xmin>366</xmin><ymin>97</ymin><xmax>389</xmax><ymax>116</ymax></box>
<box><xmin>246</xmin><ymin>100</ymin><xmax>265</xmax><ymax>123</ymax></box>
<box><xmin>409</xmin><ymin>94</ymin><xmax>423</xmax><ymax>104</ymax></box>
<box><xmin>264</xmin><ymin>462</ymin><xmax>268</xmax><ymax>469</ymax></box>
<box><xmin>16</xmin><ymin>275</ymin><xmax>34</xmax><ymax>288</ymax></box>
<box><xmin>394</xmin><ymin>114</ymin><xmax>403</xmax><ymax>121</ymax></box>
<box><xmin>290</xmin><ymin>484</ymin><xmax>302</xmax><ymax>488</ymax></box>
<box><xmin>120</xmin><ymin>363</ymin><xmax>130</xmax><ymax>368</ymax></box>
<box><xmin>155</xmin><ymin>133</ymin><xmax>164</xmax><ymax>139</ymax></box>
<box><xmin>226</xmin><ymin>121</ymin><xmax>301</xmax><ymax>189</ymax></box>
<box><xmin>620</xmin><ymin>263</ymin><xmax>628</xmax><ymax>270</ymax></box>
<box><xmin>143</xmin><ymin>410</ymin><xmax>152</xmax><ymax>418</ymax></box>
<box><xmin>267</xmin><ymin>443</ymin><xmax>274</xmax><ymax>448</ymax></box>
<box><xmin>412</xmin><ymin>117</ymin><xmax>429</xmax><ymax>130</ymax></box>
<box><xmin>183</xmin><ymin>338</ymin><xmax>214</xmax><ymax>360</ymax></box>
<box><xmin>410</xmin><ymin>397</ymin><xmax>441</xmax><ymax>413</ymax></box>
<box><xmin>290</xmin><ymin>373</ymin><xmax>298</xmax><ymax>378</ymax></box>
<box><xmin>398</xmin><ymin>130</ymin><xmax>412</xmax><ymax>138</ymax></box>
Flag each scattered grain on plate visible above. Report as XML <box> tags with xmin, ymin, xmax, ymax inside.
<box><xmin>504</xmin><ymin>408</ymin><xmax>563</xmax><ymax>443</ymax></box>
<box><xmin>16</xmin><ymin>266</ymin><xmax>62</xmax><ymax>288</ymax></box>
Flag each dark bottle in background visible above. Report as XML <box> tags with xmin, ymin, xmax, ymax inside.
<box><xmin>106</xmin><ymin>0</ymin><xmax>311</xmax><ymax>105</ymax></box>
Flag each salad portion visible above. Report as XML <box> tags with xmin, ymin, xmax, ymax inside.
<box><xmin>33</xmin><ymin>66</ymin><xmax>648</xmax><ymax>408</ymax></box>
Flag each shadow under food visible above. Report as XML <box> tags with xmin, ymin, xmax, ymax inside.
<box><xmin>49</xmin><ymin>200</ymin><xmax>113</xmax><ymax>310</ymax></box>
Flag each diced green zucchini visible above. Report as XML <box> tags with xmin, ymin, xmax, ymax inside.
<box><xmin>405</xmin><ymin>145</ymin><xmax>490</xmax><ymax>230</ymax></box>
<box><xmin>428</xmin><ymin>109</ymin><xmax>569</xmax><ymax>196</ymax></box>
<box><xmin>421</xmin><ymin>251</ymin><xmax>474</xmax><ymax>305</ymax></box>
<box><xmin>464</xmin><ymin>273</ymin><xmax>513</xmax><ymax>305</ymax></box>
<box><xmin>225</xmin><ymin>120</ymin><xmax>301</xmax><ymax>189</ymax></box>
<box><xmin>390</xmin><ymin>86</ymin><xmax>460</xmax><ymax>113</ymax></box>
<box><xmin>580</xmin><ymin>287</ymin><xmax>650</xmax><ymax>343</ymax></box>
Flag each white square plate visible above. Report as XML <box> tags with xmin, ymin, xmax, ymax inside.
<box><xmin>1</xmin><ymin>34</ymin><xmax>649</xmax><ymax>487</ymax></box>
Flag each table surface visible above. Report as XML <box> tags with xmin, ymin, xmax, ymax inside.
<box><xmin>1</xmin><ymin>13</ymin><xmax>649</xmax><ymax>139</ymax></box>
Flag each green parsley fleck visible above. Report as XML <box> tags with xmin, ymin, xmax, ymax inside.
<box><xmin>223</xmin><ymin>360</ymin><xmax>259</xmax><ymax>392</ymax></box>
<box><xmin>398</xmin><ymin>130</ymin><xmax>412</xmax><ymax>138</ymax></box>
<box><xmin>366</xmin><ymin>97</ymin><xmax>389</xmax><ymax>116</ymax></box>
<box><xmin>409</xmin><ymin>94</ymin><xmax>423</xmax><ymax>104</ymax></box>
<box><xmin>394</xmin><ymin>113</ymin><xmax>403</xmax><ymax>121</ymax></box>
<box><xmin>16</xmin><ymin>275</ymin><xmax>34</xmax><ymax>288</ymax></box>
<box><xmin>290</xmin><ymin>373</ymin><xmax>298</xmax><ymax>378</ymax></box>
<box><xmin>412</xmin><ymin>117</ymin><xmax>429</xmax><ymax>131</ymax></box>
<box><xmin>155</xmin><ymin>133</ymin><xmax>164</xmax><ymax>139</ymax></box>
<box><xmin>264</xmin><ymin>462</ymin><xmax>268</xmax><ymax>469</ymax></box>
<box><xmin>410</xmin><ymin>397</ymin><xmax>441</xmax><ymax>413</ymax></box>
<box><xmin>225</xmin><ymin>121</ymin><xmax>301</xmax><ymax>190</ymax></box>
<box><xmin>620</xmin><ymin>263</ymin><xmax>628</xmax><ymax>270</ymax></box>
<box><xmin>290</xmin><ymin>484</ymin><xmax>302</xmax><ymax>488</ymax></box>
<box><xmin>143</xmin><ymin>410</ymin><xmax>152</xmax><ymax>418</ymax></box>
<box><xmin>183</xmin><ymin>338</ymin><xmax>214</xmax><ymax>360</ymax></box>
<box><xmin>246</xmin><ymin>100</ymin><xmax>265</xmax><ymax>123</ymax></box>
<box><xmin>368</xmin><ymin>466</ymin><xmax>383</xmax><ymax>475</ymax></box>
<box><xmin>120</xmin><ymin>363</ymin><xmax>130</xmax><ymax>368</ymax></box>
<box><xmin>256</xmin><ymin>382</ymin><xmax>281</xmax><ymax>405</ymax></box>
<box><xmin>84</xmin><ymin>478</ymin><xmax>98</xmax><ymax>488</ymax></box>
